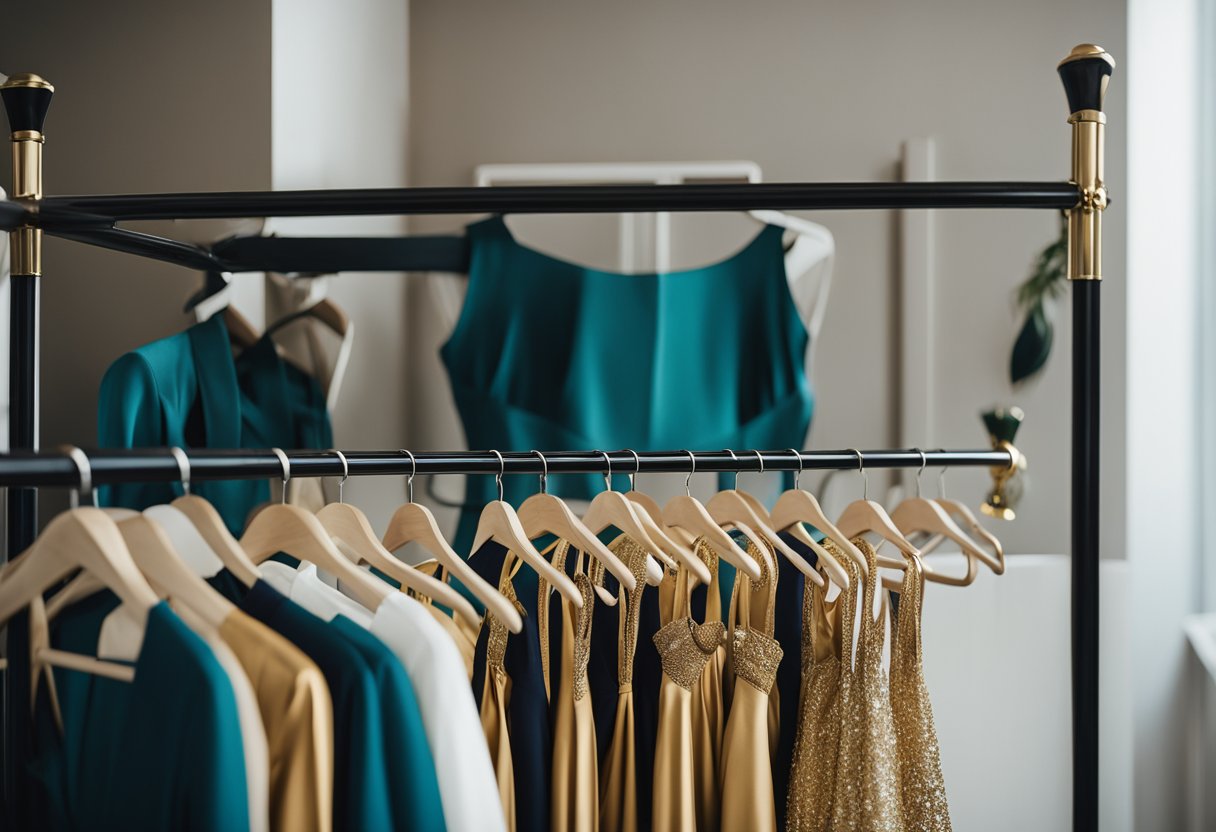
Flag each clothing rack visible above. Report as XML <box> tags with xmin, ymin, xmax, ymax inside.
<box><xmin>0</xmin><ymin>45</ymin><xmax>1113</xmax><ymax>831</ymax></box>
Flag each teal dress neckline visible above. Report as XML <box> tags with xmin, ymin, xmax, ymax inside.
<box><xmin>441</xmin><ymin>215</ymin><xmax>814</xmax><ymax>555</ymax></box>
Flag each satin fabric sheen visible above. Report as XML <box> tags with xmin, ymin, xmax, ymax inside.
<box><xmin>441</xmin><ymin>216</ymin><xmax>813</xmax><ymax>555</ymax></box>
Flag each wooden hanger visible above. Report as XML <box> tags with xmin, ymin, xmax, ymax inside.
<box><xmin>769</xmin><ymin>448</ymin><xmax>861</xmax><ymax>587</ymax></box>
<box><xmin>223</xmin><ymin>304</ymin><xmax>261</xmax><ymax>350</ymax></box>
<box><xmin>0</xmin><ymin>448</ymin><xmax>160</xmax><ymax>684</ymax></box>
<box><xmin>315</xmin><ymin>451</ymin><xmax>483</xmax><ymax>630</ymax></box>
<box><xmin>263</xmin><ymin>296</ymin><xmax>349</xmax><ymax>340</ymax></box>
<box><xmin>661</xmin><ymin>451</ymin><xmax>762</xmax><ymax>580</ymax></box>
<box><xmin>580</xmin><ymin>452</ymin><xmax>666</xmax><ymax>584</ymax></box>
<box><xmin>383</xmin><ymin>451</ymin><xmax>521</xmax><ymax>632</ymax></box>
<box><xmin>516</xmin><ymin>451</ymin><xmax>639</xmax><ymax>603</ymax></box>
<box><xmin>45</xmin><ymin>503</ymin><xmax>232</xmax><ymax>621</ymax></box>
<box><xmin>707</xmin><ymin>450</ymin><xmax>825</xmax><ymax>588</ymax></box>
<box><xmin>913</xmin><ymin>461</ymin><xmax>1005</xmax><ymax>576</ymax></box>
<box><xmin>886</xmin><ymin>451</ymin><xmax>990</xmax><ymax>587</ymax></box>
<box><xmin>619</xmin><ymin>449</ymin><xmax>710</xmax><ymax>585</ymax></box>
<box><xmin>470</xmin><ymin>451</ymin><xmax>583</xmax><ymax>608</ymax></box>
<box><xmin>240</xmin><ymin>449</ymin><xmax>392</xmax><ymax>612</ymax></box>
<box><xmin>833</xmin><ymin>450</ymin><xmax>918</xmax><ymax>590</ymax></box>
<box><xmin>166</xmin><ymin>447</ymin><xmax>261</xmax><ymax>587</ymax></box>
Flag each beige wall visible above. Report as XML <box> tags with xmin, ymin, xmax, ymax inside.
<box><xmin>407</xmin><ymin>0</ymin><xmax>1128</xmax><ymax>559</ymax></box>
<box><xmin>0</xmin><ymin>0</ymin><xmax>273</xmax><ymax>519</ymax></box>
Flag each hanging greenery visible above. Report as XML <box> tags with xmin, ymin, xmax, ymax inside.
<box><xmin>1009</xmin><ymin>215</ymin><xmax>1068</xmax><ymax>385</ymax></box>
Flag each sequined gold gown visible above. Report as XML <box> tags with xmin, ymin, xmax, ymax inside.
<box><xmin>652</xmin><ymin>538</ymin><xmax>727</xmax><ymax>832</ymax></box>
<box><xmin>599</xmin><ymin>536</ymin><xmax>653</xmax><ymax>832</ymax></box>
<box><xmin>890</xmin><ymin>555</ymin><xmax>951</xmax><ymax>831</ymax></box>
<box><xmin>785</xmin><ymin>539</ymin><xmax>857</xmax><ymax>831</ymax></box>
<box><xmin>542</xmin><ymin>542</ymin><xmax>599</xmax><ymax>832</ymax></box>
<box><xmin>830</xmin><ymin>538</ymin><xmax>905</xmax><ymax>830</ymax></box>
<box><xmin>719</xmin><ymin>540</ymin><xmax>784</xmax><ymax>831</ymax></box>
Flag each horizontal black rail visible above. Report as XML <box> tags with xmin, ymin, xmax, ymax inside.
<box><xmin>47</xmin><ymin>227</ymin><xmax>236</xmax><ymax>272</ymax></box>
<box><xmin>37</xmin><ymin>181</ymin><xmax>1080</xmax><ymax>221</ymax></box>
<box><xmin>0</xmin><ymin>447</ymin><xmax>1014</xmax><ymax>488</ymax></box>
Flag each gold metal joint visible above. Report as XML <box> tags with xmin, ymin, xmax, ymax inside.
<box><xmin>0</xmin><ymin>73</ymin><xmax>54</xmax><ymax>92</ymax></box>
<box><xmin>1067</xmin><ymin>109</ymin><xmax>1106</xmax><ymax>126</ymax></box>
<box><xmin>982</xmin><ymin>441</ymin><xmax>1025</xmax><ymax>521</ymax></box>
<box><xmin>1058</xmin><ymin>44</ymin><xmax>1115</xmax><ymax>70</ymax></box>
<box><xmin>10</xmin><ymin>227</ymin><xmax>42</xmax><ymax>276</ymax></box>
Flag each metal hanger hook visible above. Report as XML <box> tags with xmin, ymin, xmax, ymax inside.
<box><xmin>786</xmin><ymin>448</ymin><xmax>803</xmax><ymax>490</ymax></box>
<box><xmin>684</xmin><ymin>450</ymin><xmax>696</xmax><ymax>496</ymax></box>
<box><xmin>914</xmin><ymin>448</ymin><xmax>927</xmax><ymax>498</ymax></box>
<box><xmin>624</xmin><ymin>449</ymin><xmax>641</xmax><ymax>492</ymax></box>
<box><xmin>169</xmin><ymin>447</ymin><xmax>191</xmax><ymax>496</ymax></box>
<box><xmin>491</xmin><ymin>450</ymin><xmax>505</xmax><ymax>501</ymax></box>
<box><xmin>848</xmin><ymin>447</ymin><xmax>867</xmax><ymax>501</ymax></box>
<box><xmin>400</xmin><ymin>449</ymin><xmax>417</xmax><ymax>503</ymax></box>
<box><xmin>332</xmin><ymin>449</ymin><xmax>349</xmax><ymax>503</ymax></box>
<box><xmin>724</xmin><ymin>449</ymin><xmax>739</xmax><ymax>489</ymax></box>
<box><xmin>271</xmin><ymin>448</ymin><xmax>291</xmax><ymax>504</ymax></box>
<box><xmin>531</xmin><ymin>450</ymin><xmax>548</xmax><ymax>494</ymax></box>
<box><xmin>935</xmin><ymin>447</ymin><xmax>948</xmax><ymax>499</ymax></box>
<box><xmin>751</xmin><ymin>450</ymin><xmax>765</xmax><ymax>486</ymax></box>
<box><xmin>61</xmin><ymin>445</ymin><xmax>95</xmax><ymax>509</ymax></box>
<box><xmin>601</xmin><ymin>451</ymin><xmax>613</xmax><ymax>491</ymax></box>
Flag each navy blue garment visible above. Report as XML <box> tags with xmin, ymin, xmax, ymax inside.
<box><xmin>470</xmin><ymin>540</ymin><xmax>550</xmax><ymax>832</ymax></box>
<box><xmin>239</xmin><ymin>579</ymin><xmax>394</xmax><ymax>832</ymax></box>
<box><xmin>774</xmin><ymin>531</ymin><xmax>820</xmax><ymax>828</ymax></box>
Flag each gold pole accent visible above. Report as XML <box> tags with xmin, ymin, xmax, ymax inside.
<box><xmin>1</xmin><ymin>74</ymin><xmax>52</xmax><ymax>277</ymax></box>
<box><xmin>1061</xmin><ymin>46</ymin><xmax>1114</xmax><ymax>282</ymax></box>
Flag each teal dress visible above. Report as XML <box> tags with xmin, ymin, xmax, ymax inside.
<box><xmin>97</xmin><ymin>313</ymin><xmax>332</xmax><ymax>535</ymax></box>
<box><xmin>28</xmin><ymin>595</ymin><xmax>250</xmax><ymax>831</ymax></box>
<box><xmin>230</xmin><ymin>579</ymin><xmax>396</xmax><ymax>832</ymax></box>
<box><xmin>330</xmin><ymin>616</ymin><xmax>447</xmax><ymax>832</ymax></box>
<box><xmin>441</xmin><ymin>216</ymin><xmax>814</xmax><ymax>553</ymax></box>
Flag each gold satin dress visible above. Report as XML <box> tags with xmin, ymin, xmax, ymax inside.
<box><xmin>890</xmin><ymin>555</ymin><xmax>952</xmax><ymax>831</ymax></box>
<box><xmin>599</xmin><ymin>536</ymin><xmax>653</xmax><ymax>832</ymax></box>
<box><xmin>652</xmin><ymin>538</ymin><xmax>727</xmax><ymax>832</ymax></box>
<box><xmin>478</xmin><ymin>553</ymin><xmax>526</xmax><ymax>832</ymax></box>
<box><xmin>540</xmin><ymin>542</ymin><xmax>599</xmax><ymax>832</ymax></box>
<box><xmin>785</xmin><ymin>539</ymin><xmax>858</xmax><ymax>832</ymax></box>
<box><xmin>218</xmin><ymin>610</ymin><xmax>335</xmax><ymax>832</ymax></box>
<box><xmin>719</xmin><ymin>541</ymin><xmax>784</xmax><ymax>832</ymax></box>
<box><xmin>830</xmin><ymin>538</ymin><xmax>905</xmax><ymax>831</ymax></box>
<box><xmin>406</xmin><ymin>561</ymin><xmax>480</xmax><ymax>680</ymax></box>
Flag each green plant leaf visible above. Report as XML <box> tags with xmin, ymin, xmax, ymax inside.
<box><xmin>1010</xmin><ymin>302</ymin><xmax>1053</xmax><ymax>385</ymax></box>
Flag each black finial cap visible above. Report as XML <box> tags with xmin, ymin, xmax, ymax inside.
<box><xmin>1058</xmin><ymin>45</ymin><xmax>1114</xmax><ymax>115</ymax></box>
<box><xmin>0</xmin><ymin>73</ymin><xmax>54</xmax><ymax>134</ymax></box>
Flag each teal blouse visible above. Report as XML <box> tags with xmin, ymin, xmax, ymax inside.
<box><xmin>441</xmin><ymin>217</ymin><xmax>813</xmax><ymax>553</ymax></box>
<box><xmin>29</xmin><ymin>595</ymin><xmax>250</xmax><ymax>831</ymax></box>
<box><xmin>97</xmin><ymin>313</ymin><xmax>332</xmax><ymax>535</ymax></box>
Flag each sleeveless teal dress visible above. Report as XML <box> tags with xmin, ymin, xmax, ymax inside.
<box><xmin>441</xmin><ymin>215</ymin><xmax>814</xmax><ymax>554</ymax></box>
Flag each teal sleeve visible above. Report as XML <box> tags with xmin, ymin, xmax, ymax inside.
<box><xmin>96</xmin><ymin>352</ymin><xmax>177</xmax><ymax>510</ymax></box>
<box><xmin>186</xmin><ymin>653</ymin><xmax>252</xmax><ymax>831</ymax></box>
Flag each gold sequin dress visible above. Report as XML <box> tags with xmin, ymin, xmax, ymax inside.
<box><xmin>652</xmin><ymin>537</ymin><xmax>727</xmax><ymax>832</ymax></box>
<box><xmin>599</xmin><ymin>536</ymin><xmax>653</xmax><ymax>832</ymax></box>
<box><xmin>540</xmin><ymin>542</ymin><xmax>599</xmax><ymax>832</ymax></box>
<box><xmin>830</xmin><ymin>538</ymin><xmax>905</xmax><ymax>830</ymax></box>
<box><xmin>478</xmin><ymin>553</ymin><xmax>526</xmax><ymax>832</ymax></box>
<box><xmin>719</xmin><ymin>540</ymin><xmax>784</xmax><ymax>831</ymax></box>
<box><xmin>890</xmin><ymin>555</ymin><xmax>951</xmax><ymax>831</ymax></box>
<box><xmin>785</xmin><ymin>538</ymin><xmax>858</xmax><ymax>831</ymax></box>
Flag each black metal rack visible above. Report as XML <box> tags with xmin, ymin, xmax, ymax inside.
<box><xmin>0</xmin><ymin>44</ymin><xmax>1114</xmax><ymax>832</ymax></box>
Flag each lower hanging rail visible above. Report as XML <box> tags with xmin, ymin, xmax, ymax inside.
<box><xmin>0</xmin><ymin>447</ymin><xmax>1015</xmax><ymax>487</ymax></box>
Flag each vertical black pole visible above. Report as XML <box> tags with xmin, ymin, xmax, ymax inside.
<box><xmin>1071</xmin><ymin>280</ymin><xmax>1101</xmax><ymax>832</ymax></box>
<box><xmin>0</xmin><ymin>72</ymin><xmax>52</xmax><ymax>828</ymax></box>
<box><xmin>1057</xmin><ymin>44</ymin><xmax>1113</xmax><ymax>832</ymax></box>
